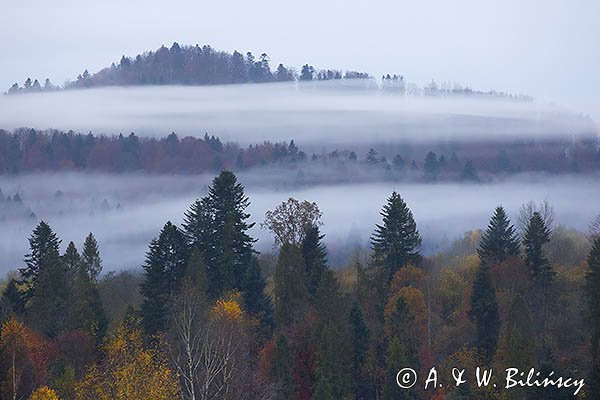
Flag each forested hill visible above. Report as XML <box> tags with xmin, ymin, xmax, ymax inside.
<box><xmin>5</xmin><ymin>42</ymin><xmax>531</xmax><ymax>100</ymax></box>
<box><xmin>6</xmin><ymin>42</ymin><xmax>370</xmax><ymax>93</ymax></box>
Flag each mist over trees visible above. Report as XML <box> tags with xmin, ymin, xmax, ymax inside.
<box><xmin>0</xmin><ymin>170</ymin><xmax>596</xmax><ymax>399</ymax></box>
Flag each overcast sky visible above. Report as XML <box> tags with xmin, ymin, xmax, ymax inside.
<box><xmin>1</xmin><ymin>0</ymin><xmax>599</xmax><ymax>120</ymax></box>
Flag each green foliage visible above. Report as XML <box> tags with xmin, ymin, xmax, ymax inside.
<box><xmin>271</xmin><ymin>334</ymin><xmax>295</xmax><ymax>400</ymax></box>
<box><xmin>315</xmin><ymin>322</ymin><xmax>353</xmax><ymax>400</ymax></box>
<box><xmin>523</xmin><ymin>212</ymin><xmax>555</xmax><ymax>283</ymax></box>
<box><xmin>469</xmin><ymin>263</ymin><xmax>500</xmax><ymax>362</ymax></box>
<box><xmin>382</xmin><ymin>336</ymin><xmax>413</xmax><ymax>400</ymax></box>
<box><xmin>21</xmin><ymin>221</ymin><xmax>70</xmax><ymax>337</ymax></box>
<box><xmin>302</xmin><ymin>224</ymin><xmax>328</xmax><ymax>298</ymax></box>
<box><xmin>477</xmin><ymin>206</ymin><xmax>520</xmax><ymax>264</ymax></box>
<box><xmin>371</xmin><ymin>191</ymin><xmax>422</xmax><ymax>282</ymax></box>
<box><xmin>349</xmin><ymin>302</ymin><xmax>372</xmax><ymax>400</ymax></box>
<box><xmin>140</xmin><ymin>221</ymin><xmax>188</xmax><ymax>335</ymax></box>
<box><xmin>273</xmin><ymin>244</ymin><xmax>308</xmax><ymax>326</ymax></box>
<box><xmin>81</xmin><ymin>233</ymin><xmax>102</xmax><ymax>282</ymax></box>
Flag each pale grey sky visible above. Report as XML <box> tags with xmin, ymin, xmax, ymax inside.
<box><xmin>1</xmin><ymin>0</ymin><xmax>599</xmax><ymax>119</ymax></box>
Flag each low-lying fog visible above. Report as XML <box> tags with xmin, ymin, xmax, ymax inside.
<box><xmin>0</xmin><ymin>172</ymin><xmax>598</xmax><ymax>276</ymax></box>
<box><xmin>0</xmin><ymin>81</ymin><xmax>594</xmax><ymax>146</ymax></box>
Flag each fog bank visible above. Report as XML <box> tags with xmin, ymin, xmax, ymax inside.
<box><xmin>0</xmin><ymin>82</ymin><xmax>594</xmax><ymax>146</ymax></box>
<box><xmin>0</xmin><ymin>172</ymin><xmax>597</xmax><ymax>276</ymax></box>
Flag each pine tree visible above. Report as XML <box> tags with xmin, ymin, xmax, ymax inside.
<box><xmin>523</xmin><ymin>212</ymin><xmax>554</xmax><ymax>283</ymax></box>
<box><xmin>371</xmin><ymin>191</ymin><xmax>422</xmax><ymax>282</ymax></box>
<box><xmin>586</xmin><ymin>237</ymin><xmax>600</xmax><ymax>361</ymax></box>
<box><xmin>63</xmin><ymin>241</ymin><xmax>81</xmax><ymax>275</ymax></box>
<box><xmin>81</xmin><ymin>233</ymin><xmax>102</xmax><ymax>282</ymax></box>
<box><xmin>21</xmin><ymin>221</ymin><xmax>70</xmax><ymax>337</ymax></box>
<box><xmin>301</xmin><ymin>225</ymin><xmax>328</xmax><ymax>298</ymax></box>
<box><xmin>469</xmin><ymin>263</ymin><xmax>500</xmax><ymax>362</ymax></box>
<box><xmin>140</xmin><ymin>221</ymin><xmax>189</xmax><ymax>335</ymax></box>
<box><xmin>477</xmin><ymin>206</ymin><xmax>520</xmax><ymax>264</ymax></box>
<box><xmin>273</xmin><ymin>243</ymin><xmax>308</xmax><ymax>326</ymax></box>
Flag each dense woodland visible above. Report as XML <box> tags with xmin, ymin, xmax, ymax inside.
<box><xmin>0</xmin><ymin>170</ymin><xmax>599</xmax><ymax>399</ymax></box>
<box><xmin>5</xmin><ymin>42</ymin><xmax>530</xmax><ymax>100</ymax></box>
<box><xmin>0</xmin><ymin>128</ymin><xmax>599</xmax><ymax>182</ymax></box>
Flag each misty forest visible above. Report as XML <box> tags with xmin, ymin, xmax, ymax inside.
<box><xmin>0</xmin><ymin>23</ymin><xmax>600</xmax><ymax>400</ymax></box>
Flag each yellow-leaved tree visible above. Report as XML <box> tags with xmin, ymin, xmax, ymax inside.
<box><xmin>30</xmin><ymin>386</ymin><xmax>60</xmax><ymax>400</ymax></box>
<box><xmin>75</xmin><ymin>325</ymin><xmax>179</xmax><ymax>400</ymax></box>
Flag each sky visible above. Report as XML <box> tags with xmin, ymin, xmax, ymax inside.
<box><xmin>1</xmin><ymin>0</ymin><xmax>599</xmax><ymax>120</ymax></box>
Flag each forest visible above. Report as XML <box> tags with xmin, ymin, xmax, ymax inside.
<box><xmin>0</xmin><ymin>128</ymin><xmax>599</xmax><ymax>182</ymax></box>
<box><xmin>4</xmin><ymin>42</ymin><xmax>530</xmax><ymax>101</ymax></box>
<box><xmin>0</xmin><ymin>169</ymin><xmax>599</xmax><ymax>400</ymax></box>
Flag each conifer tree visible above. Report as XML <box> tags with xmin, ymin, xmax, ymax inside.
<box><xmin>183</xmin><ymin>171</ymin><xmax>257</xmax><ymax>298</ymax></box>
<box><xmin>81</xmin><ymin>233</ymin><xmax>102</xmax><ymax>282</ymax></box>
<box><xmin>273</xmin><ymin>244</ymin><xmax>308</xmax><ymax>326</ymax></box>
<box><xmin>68</xmin><ymin>239</ymin><xmax>107</xmax><ymax>339</ymax></box>
<box><xmin>586</xmin><ymin>236</ymin><xmax>600</xmax><ymax>361</ymax></box>
<box><xmin>523</xmin><ymin>212</ymin><xmax>554</xmax><ymax>283</ymax></box>
<box><xmin>371</xmin><ymin>191</ymin><xmax>422</xmax><ymax>282</ymax></box>
<box><xmin>505</xmin><ymin>295</ymin><xmax>535</xmax><ymax>369</ymax></box>
<box><xmin>2</xmin><ymin>279</ymin><xmax>25</xmax><ymax>315</ymax></box>
<box><xmin>477</xmin><ymin>206</ymin><xmax>520</xmax><ymax>264</ymax></box>
<box><xmin>241</xmin><ymin>256</ymin><xmax>272</xmax><ymax>327</ymax></box>
<box><xmin>22</xmin><ymin>221</ymin><xmax>70</xmax><ymax>337</ymax></box>
<box><xmin>469</xmin><ymin>263</ymin><xmax>500</xmax><ymax>362</ymax></box>
<box><xmin>301</xmin><ymin>225</ymin><xmax>328</xmax><ymax>298</ymax></box>
<box><xmin>140</xmin><ymin>221</ymin><xmax>189</xmax><ymax>335</ymax></box>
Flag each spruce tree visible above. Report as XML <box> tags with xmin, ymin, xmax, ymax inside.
<box><xmin>183</xmin><ymin>171</ymin><xmax>257</xmax><ymax>298</ymax></box>
<box><xmin>81</xmin><ymin>233</ymin><xmax>102</xmax><ymax>282</ymax></box>
<box><xmin>523</xmin><ymin>212</ymin><xmax>554</xmax><ymax>283</ymax></box>
<box><xmin>273</xmin><ymin>243</ymin><xmax>308</xmax><ymax>326</ymax></box>
<box><xmin>21</xmin><ymin>221</ymin><xmax>70</xmax><ymax>337</ymax></box>
<box><xmin>586</xmin><ymin>236</ymin><xmax>600</xmax><ymax>361</ymax></box>
<box><xmin>140</xmin><ymin>221</ymin><xmax>189</xmax><ymax>335</ymax></box>
<box><xmin>469</xmin><ymin>263</ymin><xmax>500</xmax><ymax>362</ymax></box>
<box><xmin>371</xmin><ymin>191</ymin><xmax>422</xmax><ymax>282</ymax></box>
<box><xmin>2</xmin><ymin>279</ymin><xmax>25</xmax><ymax>315</ymax></box>
<box><xmin>301</xmin><ymin>224</ymin><xmax>328</xmax><ymax>298</ymax></box>
<box><xmin>477</xmin><ymin>206</ymin><xmax>520</xmax><ymax>264</ymax></box>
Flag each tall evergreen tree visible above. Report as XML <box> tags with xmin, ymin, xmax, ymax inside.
<box><xmin>477</xmin><ymin>206</ymin><xmax>520</xmax><ymax>264</ymax></box>
<box><xmin>523</xmin><ymin>212</ymin><xmax>554</xmax><ymax>283</ymax></box>
<box><xmin>273</xmin><ymin>243</ymin><xmax>308</xmax><ymax>326</ymax></box>
<box><xmin>20</xmin><ymin>221</ymin><xmax>70</xmax><ymax>337</ymax></box>
<box><xmin>371</xmin><ymin>191</ymin><xmax>422</xmax><ymax>282</ymax></box>
<box><xmin>81</xmin><ymin>233</ymin><xmax>102</xmax><ymax>282</ymax></box>
<box><xmin>469</xmin><ymin>263</ymin><xmax>500</xmax><ymax>362</ymax></box>
<box><xmin>183</xmin><ymin>171</ymin><xmax>257</xmax><ymax>298</ymax></box>
<box><xmin>140</xmin><ymin>221</ymin><xmax>189</xmax><ymax>335</ymax></box>
<box><xmin>301</xmin><ymin>225</ymin><xmax>328</xmax><ymax>298</ymax></box>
